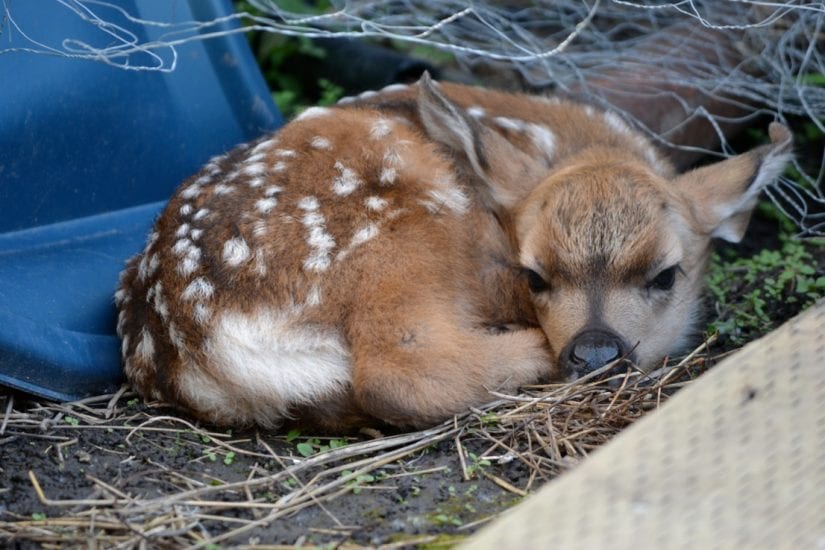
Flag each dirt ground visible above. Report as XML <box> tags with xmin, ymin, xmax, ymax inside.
<box><xmin>0</xmin><ymin>394</ymin><xmax>528</xmax><ymax>548</ymax></box>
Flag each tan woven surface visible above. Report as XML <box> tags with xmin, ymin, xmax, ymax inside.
<box><xmin>464</xmin><ymin>301</ymin><xmax>825</xmax><ymax>549</ymax></box>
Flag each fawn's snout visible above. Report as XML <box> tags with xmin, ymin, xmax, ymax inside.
<box><xmin>560</xmin><ymin>329</ymin><xmax>633</xmax><ymax>377</ymax></box>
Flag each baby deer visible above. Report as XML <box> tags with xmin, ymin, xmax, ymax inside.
<box><xmin>115</xmin><ymin>74</ymin><xmax>792</xmax><ymax>430</ymax></box>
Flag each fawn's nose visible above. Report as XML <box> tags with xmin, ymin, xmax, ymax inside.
<box><xmin>561</xmin><ymin>330</ymin><xmax>629</xmax><ymax>377</ymax></box>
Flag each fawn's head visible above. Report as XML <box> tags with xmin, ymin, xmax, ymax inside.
<box><xmin>417</xmin><ymin>73</ymin><xmax>793</xmax><ymax>379</ymax></box>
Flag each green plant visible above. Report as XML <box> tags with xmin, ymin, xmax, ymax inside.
<box><xmin>431</xmin><ymin>512</ymin><xmax>463</xmax><ymax>527</ymax></box>
<box><xmin>340</xmin><ymin>470</ymin><xmax>376</xmax><ymax>494</ymax></box>
<box><xmin>465</xmin><ymin>452</ymin><xmax>491</xmax><ymax>479</ymax></box>
<box><xmin>706</xmin><ymin>212</ymin><xmax>825</xmax><ymax>345</ymax></box>
<box><xmin>294</xmin><ymin>436</ymin><xmax>349</xmax><ymax>457</ymax></box>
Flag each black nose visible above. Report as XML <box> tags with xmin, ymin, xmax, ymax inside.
<box><xmin>561</xmin><ymin>330</ymin><xmax>628</xmax><ymax>376</ymax></box>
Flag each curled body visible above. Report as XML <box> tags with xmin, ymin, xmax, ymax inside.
<box><xmin>116</xmin><ymin>75</ymin><xmax>792</xmax><ymax>430</ymax></box>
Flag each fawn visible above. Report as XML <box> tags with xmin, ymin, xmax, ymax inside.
<box><xmin>115</xmin><ymin>74</ymin><xmax>792</xmax><ymax>430</ymax></box>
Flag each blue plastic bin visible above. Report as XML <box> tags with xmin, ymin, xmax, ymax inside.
<box><xmin>0</xmin><ymin>0</ymin><xmax>282</xmax><ymax>400</ymax></box>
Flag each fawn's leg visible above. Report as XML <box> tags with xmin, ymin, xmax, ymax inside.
<box><xmin>347</xmin><ymin>293</ymin><xmax>553</xmax><ymax>429</ymax></box>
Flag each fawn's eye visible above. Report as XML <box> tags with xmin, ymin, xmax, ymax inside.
<box><xmin>523</xmin><ymin>268</ymin><xmax>550</xmax><ymax>293</ymax></box>
<box><xmin>647</xmin><ymin>265</ymin><xmax>679</xmax><ymax>291</ymax></box>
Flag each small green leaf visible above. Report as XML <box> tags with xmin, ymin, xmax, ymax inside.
<box><xmin>223</xmin><ymin>451</ymin><xmax>236</xmax><ymax>465</ymax></box>
<box><xmin>64</xmin><ymin>416</ymin><xmax>79</xmax><ymax>426</ymax></box>
<box><xmin>285</xmin><ymin>428</ymin><xmax>301</xmax><ymax>442</ymax></box>
<box><xmin>296</xmin><ymin>442</ymin><xmax>314</xmax><ymax>457</ymax></box>
<box><xmin>31</xmin><ymin>512</ymin><xmax>46</xmax><ymax>521</ymax></box>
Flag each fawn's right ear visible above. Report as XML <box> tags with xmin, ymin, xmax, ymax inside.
<box><xmin>416</xmin><ymin>72</ymin><xmax>544</xmax><ymax>210</ymax></box>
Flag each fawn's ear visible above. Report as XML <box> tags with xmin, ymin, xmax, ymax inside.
<box><xmin>416</xmin><ymin>72</ymin><xmax>543</xmax><ymax>210</ymax></box>
<box><xmin>676</xmin><ymin>123</ymin><xmax>793</xmax><ymax>242</ymax></box>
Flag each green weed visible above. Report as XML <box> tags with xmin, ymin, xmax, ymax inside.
<box><xmin>707</xmin><ymin>211</ymin><xmax>825</xmax><ymax>345</ymax></box>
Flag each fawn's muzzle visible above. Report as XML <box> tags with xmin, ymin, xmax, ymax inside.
<box><xmin>561</xmin><ymin>329</ymin><xmax>631</xmax><ymax>377</ymax></box>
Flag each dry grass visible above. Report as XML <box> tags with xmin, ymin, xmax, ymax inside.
<box><xmin>0</xmin><ymin>336</ymin><xmax>716</xmax><ymax>548</ymax></box>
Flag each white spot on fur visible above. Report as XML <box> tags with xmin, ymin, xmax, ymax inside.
<box><xmin>120</xmin><ymin>334</ymin><xmax>130</xmax><ymax>357</ymax></box>
<box><xmin>253</xmin><ymin>220</ymin><xmax>268</xmax><ymax>238</ymax></box>
<box><xmin>366</xmin><ymin>196</ymin><xmax>388</xmax><ymax>211</ymax></box>
<box><xmin>276</xmin><ymin>149</ymin><xmax>297</xmax><ymax>158</ymax></box>
<box><xmin>139</xmin><ymin>253</ymin><xmax>159</xmax><ymax>280</ymax></box>
<box><xmin>337</xmin><ymin>96</ymin><xmax>355</xmax><ymax>105</ymax></box>
<box><xmin>467</xmin><ymin>106</ymin><xmax>485</xmax><ymax>119</ymax></box>
<box><xmin>137</xmin><ymin>254</ymin><xmax>150</xmax><ymax>281</ymax></box>
<box><xmin>424</xmin><ymin>187</ymin><xmax>469</xmax><ymax>215</ymax></box>
<box><xmin>370</xmin><ymin>118</ymin><xmax>393</xmax><ymax>139</ymax></box>
<box><xmin>332</xmin><ymin>162</ymin><xmax>363</xmax><ymax>196</ymax></box>
<box><xmin>178</xmin><ymin>257</ymin><xmax>198</xmax><ymax>277</ymax></box>
<box><xmin>359</xmin><ymin>90</ymin><xmax>378</xmax><ymax>100</ymax></box>
<box><xmin>182</xmin><ymin>277</ymin><xmax>214</xmax><ymax>301</ymax></box>
<box><xmin>380</xmin><ymin>149</ymin><xmax>403</xmax><ymax>186</ymax></box>
<box><xmin>214</xmin><ymin>183</ymin><xmax>235</xmax><ymax>195</ymax></box>
<box><xmin>223</xmin><ymin>237</ymin><xmax>251</xmax><ymax>266</ymax></box>
<box><xmin>351</xmin><ymin>223</ymin><xmax>379</xmax><ymax>247</ymax></box>
<box><xmin>248</xmin><ymin>177</ymin><xmax>265</xmax><ymax>188</ymax></box>
<box><xmin>114</xmin><ymin>289</ymin><xmax>129</xmax><ymax>307</ymax></box>
<box><xmin>246</xmin><ymin>152</ymin><xmax>266</xmax><ymax>164</ymax></box>
<box><xmin>494</xmin><ymin>116</ymin><xmax>525</xmax><ymax>132</ymax></box>
<box><xmin>189</xmin><ymin>309</ymin><xmax>351</xmax><ymax>424</ymax></box>
<box><xmin>194</xmin><ymin>174</ymin><xmax>212</xmax><ymax>186</ymax></box>
<box><xmin>526</xmin><ymin>123</ymin><xmax>556</xmax><ymax>161</ymax></box>
<box><xmin>584</xmin><ymin>106</ymin><xmax>595</xmax><ymax>117</ymax></box>
<box><xmin>153</xmin><ymin>282</ymin><xmax>169</xmax><ymax>320</ymax></box>
<box><xmin>193</xmin><ymin>208</ymin><xmax>210</xmax><ymax>221</ymax></box>
<box><xmin>252</xmin><ymin>138</ymin><xmax>276</xmax><ymax>155</ymax></box>
<box><xmin>135</xmin><ymin>328</ymin><xmax>155</xmax><ymax>364</ymax></box>
<box><xmin>190</xmin><ymin>229</ymin><xmax>203</xmax><ymax>240</ymax></box>
<box><xmin>181</xmin><ymin>184</ymin><xmax>202</xmax><ymax>199</ymax></box>
<box><xmin>167</xmin><ymin>322</ymin><xmax>185</xmax><ymax>350</ymax></box>
<box><xmin>175</xmin><ymin>224</ymin><xmax>191</xmax><ymax>238</ymax></box>
<box><xmin>265</xmin><ymin>185</ymin><xmax>283</xmax><ymax>197</ymax></box>
<box><xmin>254</xmin><ymin>249</ymin><xmax>267</xmax><ymax>276</ymax></box>
<box><xmin>178</xmin><ymin>246</ymin><xmax>201</xmax><ymax>276</ymax></box>
<box><xmin>243</xmin><ymin>163</ymin><xmax>267</xmax><ymax>177</ymax></box>
<box><xmin>173</xmin><ymin>238</ymin><xmax>194</xmax><ymax>256</ymax></box>
<box><xmin>298</xmin><ymin>196</ymin><xmax>320</xmax><ymax>211</ymax></box>
<box><xmin>273</xmin><ymin>161</ymin><xmax>287</xmax><ymax>173</ymax></box>
<box><xmin>256</xmin><ymin>198</ymin><xmax>278</xmax><ymax>214</ymax></box>
<box><xmin>306</xmin><ymin>285</ymin><xmax>322</xmax><ymax>306</ymax></box>
<box><xmin>299</xmin><ymin>196</ymin><xmax>335</xmax><ymax>272</ymax></box>
<box><xmin>296</xmin><ymin>106</ymin><xmax>331</xmax><ymax>121</ymax></box>
<box><xmin>179</xmin><ymin>204</ymin><xmax>193</xmax><ymax>216</ymax></box>
<box><xmin>380</xmin><ymin>83</ymin><xmax>409</xmax><ymax>93</ymax></box>
<box><xmin>311</xmin><ymin>136</ymin><xmax>332</xmax><ymax>150</ymax></box>
<box><xmin>604</xmin><ymin>111</ymin><xmax>632</xmax><ymax>135</ymax></box>
<box><xmin>193</xmin><ymin>303</ymin><xmax>212</xmax><ymax>325</ymax></box>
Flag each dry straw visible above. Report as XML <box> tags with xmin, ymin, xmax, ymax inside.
<box><xmin>0</xmin><ymin>336</ymin><xmax>715</xmax><ymax>547</ymax></box>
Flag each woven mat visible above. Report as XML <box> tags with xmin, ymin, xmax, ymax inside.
<box><xmin>464</xmin><ymin>301</ymin><xmax>825</xmax><ymax>549</ymax></box>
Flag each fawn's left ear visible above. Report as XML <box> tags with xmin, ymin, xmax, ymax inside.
<box><xmin>416</xmin><ymin>72</ymin><xmax>544</xmax><ymax>210</ymax></box>
<box><xmin>676</xmin><ymin>123</ymin><xmax>793</xmax><ymax>242</ymax></box>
